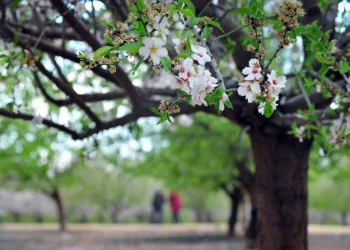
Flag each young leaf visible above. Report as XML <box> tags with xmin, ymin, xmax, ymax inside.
<box><xmin>339</xmin><ymin>60</ymin><xmax>350</xmax><ymax>74</ymax></box>
<box><xmin>263</xmin><ymin>102</ymin><xmax>274</xmax><ymax>118</ymax></box>
<box><xmin>94</xmin><ymin>46</ymin><xmax>114</xmax><ymax>57</ymax></box>
<box><xmin>161</xmin><ymin>56</ymin><xmax>171</xmax><ymax>72</ymax></box>
<box><xmin>230</xmin><ymin>8</ymin><xmax>253</xmax><ymax>15</ymax></box>
<box><xmin>255</xmin><ymin>96</ymin><xmax>266</xmax><ymax>103</ymax></box>
<box><xmin>101</xmin><ymin>20</ymin><xmax>114</xmax><ymax>29</ymax></box>
<box><xmin>202</xmin><ymin>26</ymin><xmax>211</xmax><ymax>40</ymax></box>
<box><xmin>183</xmin><ymin>0</ymin><xmax>196</xmax><ymax>15</ymax></box>
<box><xmin>213</xmin><ymin>87</ymin><xmax>225</xmax><ymax>98</ymax></box>
<box><xmin>186</xmin><ymin>37</ymin><xmax>192</xmax><ymax>52</ymax></box>
<box><xmin>137</xmin><ymin>0</ymin><xmax>147</xmax><ymax>10</ymax></box>
<box><xmin>105</xmin><ymin>35</ymin><xmax>113</xmax><ymax>44</ymax></box>
<box><xmin>117</xmin><ymin>42</ymin><xmax>143</xmax><ymax>54</ymax></box>
<box><xmin>181</xmin><ymin>8</ymin><xmax>195</xmax><ymax>18</ymax></box>
<box><xmin>224</xmin><ymin>100</ymin><xmax>233</xmax><ymax>109</ymax></box>
<box><xmin>208</xmin><ymin>20</ymin><xmax>224</xmax><ymax>32</ymax></box>
<box><xmin>131</xmin><ymin>58</ymin><xmax>144</xmax><ymax>75</ymax></box>
<box><xmin>151</xmin><ymin>107</ymin><xmax>161</xmax><ymax>115</ymax></box>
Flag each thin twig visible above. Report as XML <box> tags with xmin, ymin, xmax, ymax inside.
<box><xmin>297</xmin><ymin>76</ymin><xmax>311</xmax><ymax>108</ymax></box>
<box><xmin>208</xmin><ymin>24</ymin><xmax>249</xmax><ymax>43</ymax></box>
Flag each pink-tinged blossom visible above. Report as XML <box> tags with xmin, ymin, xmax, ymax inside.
<box><xmin>242</xmin><ymin>59</ymin><xmax>262</xmax><ymax>80</ymax></box>
<box><xmin>237</xmin><ymin>81</ymin><xmax>261</xmax><ymax>103</ymax></box>
<box><xmin>139</xmin><ymin>37</ymin><xmax>168</xmax><ymax>65</ymax></box>
<box><xmin>175</xmin><ymin>77</ymin><xmax>191</xmax><ymax>94</ymax></box>
<box><xmin>174</xmin><ymin>58</ymin><xmax>196</xmax><ymax>83</ymax></box>
<box><xmin>219</xmin><ymin>93</ymin><xmax>229</xmax><ymax>111</ymax></box>
<box><xmin>267</xmin><ymin>70</ymin><xmax>287</xmax><ymax>89</ymax></box>
<box><xmin>191</xmin><ymin>84</ymin><xmax>207</xmax><ymax>106</ymax></box>
<box><xmin>191</xmin><ymin>45</ymin><xmax>211</xmax><ymax>65</ymax></box>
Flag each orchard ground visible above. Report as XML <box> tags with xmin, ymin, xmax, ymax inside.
<box><xmin>0</xmin><ymin>224</ymin><xmax>350</xmax><ymax>250</ymax></box>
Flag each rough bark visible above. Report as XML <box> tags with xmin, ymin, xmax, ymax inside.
<box><xmin>50</xmin><ymin>189</ymin><xmax>66</xmax><ymax>231</ymax></box>
<box><xmin>228</xmin><ymin>187</ymin><xmax>242</xmax><ymax>237</ymax></box>
<box><xmin>249</xmin><ymin>129</ymin><xmax>313</xmax><ymax>250</ymax></box>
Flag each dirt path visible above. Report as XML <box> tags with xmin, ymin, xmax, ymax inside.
<box><xmin>0</xmin><ymin>224</ymin><xmax>349</xmax><ymax>250</ymax></box>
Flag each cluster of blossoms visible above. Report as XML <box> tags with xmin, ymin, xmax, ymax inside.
<box><xmin>237</xmin><ymin>58</ymin><xmax>286</xmax><ymax>115</ymax></box>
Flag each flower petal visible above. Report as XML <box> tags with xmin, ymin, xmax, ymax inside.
<box><xmin>242</xmin><ymin>67</ymin><xmax>252</xmax><ymax>75</ymax></box>
<box><xmin>139</xmin><ymin>47</ymin><xmax>151</xmax><ymax>59</ymax></box>
<box><xmin>143</xmin><ymin>37</ymin><xmax>154</xmax><ymax>48</ymax></box>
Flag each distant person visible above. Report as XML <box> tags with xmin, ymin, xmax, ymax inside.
<box><xmin>169</xmin><ymin>190</ymin><xmax>182</xmax><ymax>223</ymax></box>
<box><xmin>151</xmin><ymin>189</ymin><xmax>165</xmax><ymax>223</ymax></box>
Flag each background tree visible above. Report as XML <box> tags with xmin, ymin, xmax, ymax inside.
<box><xmin>126</xmin><ymin>113</ymin><xmax>257</xmax><ymax>237</ymax></box>
<box><xmin>0</xmin><ymin>119</ymin><xmax>81</xmax><ymax>231</ymax></box>
<box><xmin>0</xmin><ymin>1</ymin><xmax>349</xmax><ymax>250</ymax></box>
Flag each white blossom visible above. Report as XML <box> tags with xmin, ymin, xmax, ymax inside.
<box><xmin>219</xmin><ymin>93</ymin><xmax>229</xmax><ymax>111</ymax></box>
<box><xmin>74</xmin><ymin>2</ymin><xmax>85</xmax><ymax>15</ymax></box>
<box><xmin>237</xmin><ymin>81</ymin><xmax>261</xmax><ymax>103</ymax></box>
<box><xmin>295</xmin><ymin>126</ymin><xmax>305</xmax><ymax>143</ymax></box>
<box><xmin>267</xmin><ymin>70</ymin><xmax>287</xmax><ymax>89</ymax></box>
<box><xmin>242</xmin><ymin>59</ymin><xmax>262</xmax><ymax>80</ymax></box>
<box><xmin>139</xmin><ymin>37</ymin><xmax>168</xmax><ymax>65</ymax></box>
<box><xmin>191</xmin><ymin>45</ymin><xmax>211</xmax><ymax>65</ymax></box>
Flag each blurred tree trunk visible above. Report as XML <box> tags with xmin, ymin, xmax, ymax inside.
<box><xmin>50</xmin><ymin>189</ymin><xmax>66</xmax><ymax>231</ymax></box>
<box><xmin>110</xmin><ymin>205</ymin><xmax>120</xmax><ymax>223</ymax></box>
<box><xmin>34</xmin><ymin>213</ymin><xmax>44</xmax><ymax>223</ymax></box>
<box><xmin>250</xmin><ymin>130</ymin><xmax>312</xmax><ymax>250</ymax></box>
<box><xmin>245</xmin><ymin>205</ymin><xmax>258</xmax><ymax>245</ymax></box>
<box><xmin>11</xmin><ymin>212</ymin><xmax>21</xmax><ymax>222</ymax></box>
<box><xmin>341</xmin><ymin>212</ymin><xmax>348</xmax><ymax>225</ymax></box>
<box><xmin>227</xmin><ymin>187</ymin><xmax>242</xmax><ymax>236</ymax></box>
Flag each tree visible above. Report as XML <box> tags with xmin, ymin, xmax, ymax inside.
<box><xmin>0</xmin><ymin>119</ymin><xmax>81</xmax><ymax>231</ymax></box>
<box><xmin>64</xmin><ymin>163</ymin><xmax>155</xmax><ymax>223</ymax></box>
<box><xmin>309</xmin><ymin>144</ymin><xmax>350</xmax><ymax>225</ymax></box>
<box><xmin>127</xmin><ymin>113</ymin><xmax>256</xmax><ymax>237</ymax></box>
<box><xmin>0</xmin><ymin>1</ymin><xmax>349</xmax><ymax>249</ymax></box>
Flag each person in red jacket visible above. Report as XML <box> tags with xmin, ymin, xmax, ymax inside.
<box><xmin>169</xmin><ymin>190</ymin><xmax>182</xmax><ymax>223</ymax></box>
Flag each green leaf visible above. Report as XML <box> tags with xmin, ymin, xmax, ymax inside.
<box><xmin>161</xmin><ymin>56</ymin><xmax>171</xmax><ymax>72</ymax></box>
<box><xmin>315</xmin><ymin>52</ymin><xmax>332</xmax><ymax>64</ymax></box>
<box><xmin>101</xmin><ymin>20</ymin><xmax>114</xmax><ymax>29</ymax></box>
<box><xmin>172</xmin><ymin>52</ymin><xmax>192</xmax><ymax>61</ymax></box>
<box><xmin>230</xmin><ymin>7</ymin><xmax>254</xmax><ymax>15</ymax></box>
<box><xmin>319</xmin><ymin>65</ymin><xmax>328</xmax><ymax>76</ymax></box>
<box><xmin>166</xmin><ymin>113</ymin><xmax>173</xmax><ymax>123</ymax></box>
<box><xmin>186</xmin><ymin>37</ymin><xmax>192</xmax><ymax>52</ymax></box>
<box><xmin>131</xmin><ymin>58</ymin><xmax>144</xmax><ymax>75</ymax></box>
<box><xmin>202</xmin><ymin>26</ymin><xmax>211</xmax><ymax>39</ymax></box>
<box><xmin>183</xmin><ymin>0</ymin><xmax>196</xmax><ymax>16</ymax></box>
<box><xmin>263</xmin><ymin>102</ymin><xmax>274</xmax><ymax>118</ymax></box>
<box><xmin>339</xmin><ymin>60</ymin><xmax>350</xmax><ymax>74</ymax></box>
<box><xmin>93</xmin><ymin>46</ymin><xmax>114</xmax><ymax>57</ymax></box>
<box><xmin>13</xmin><ymin>0</ymin><xmax>22</xmax><ymax>7</ymax></box>
<box><xmin>137</xmin><ymin>0</ymin><xmax>147</xmax><ymax>10</ymax></box>
<box><xmin>105</xmin><ymin>35</ymin><xmax>113</xmax><ymax>44</ymax></box>
<box><xmin>224</xmin><ymin>100</ymin><xmax>233</xmax><ymax>109</ymax></box>
<box><xmin>208</xmin><ymin>20</ymin><xmax>224</xmax><ymax>32</ymax></box>
<box><xmin>117</xmin><ymin>42</ymin><xmax>143</xmax><ymax>54</ymax></box>
<box><xmin>255</xmin><ymin>96</ymin><xmax>266</xmax><ymax>103</ymax></box>
<box><xmin>151</xmin><ymin>107</ymin><xmax>161</xmax><ymax>115</ymax></box>
<box><xmin>249</xmin><ymin>0</ymin><xmax>260</xmax><ymax>11</ymax></box>
<box><xmin>77</xmin><ymin>52</ymin><xmax>88</xmax><ymax>60</ymax></box>
<box><xmin>213</xmin><ymin>87</ymin><xmax>225</xmax><ymax>98</ymax></box>
<box><xmin>181</xmin><ymin>8</ymin><xmax>195</xmax><ymax>18</ymax></box>
<box><xmin>189</xmin><ymin>17</ymin><xmax>206</xmax><ymax>27</ymax></box>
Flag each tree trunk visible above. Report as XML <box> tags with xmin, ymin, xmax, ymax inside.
<box><xmin>341</xmin><ymin>211</ymin><xmax>348</xmax><ymax>225</ymax></box>
<box><xmin>50</xmin><ymin>189</ymin><xmax>66</xmax><ymax>231</ymax></box>
<box><xmin>246</xmin><ymin>205</ymin><xmax>258</xmax><ymax>241</ymax></box>
<box><xmin>228</xmin><ymin>187</ymin><xmax>242</xmax><ymax>237</ymax></box>
<box><xmin>249</xmin><ymin>130</ymin><xmax>312</xmax><ymax>250</ymax></box>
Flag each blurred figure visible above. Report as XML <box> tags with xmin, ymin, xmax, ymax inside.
<box><xmin>150</xmin><ymin>189</ymin><xmax>165</xmax><ymax>224</ymax></box>
<box><xmin>169</xmin><ymin>190</ymin><xmax>182</xmax><ymax>223</ymax></box>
